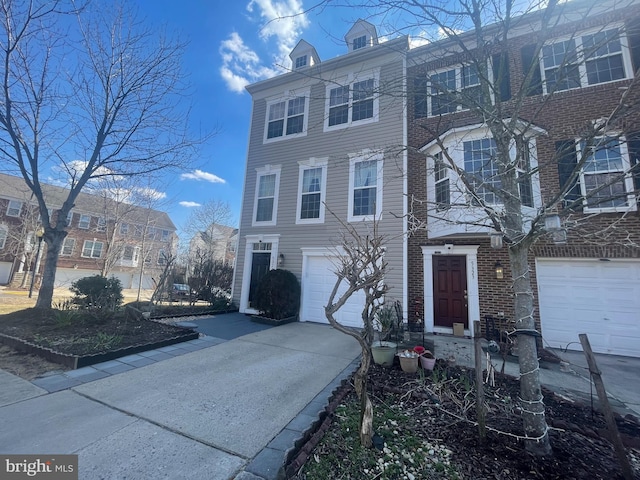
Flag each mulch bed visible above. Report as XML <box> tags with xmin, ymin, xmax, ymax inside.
<box><xmin>287</xmin><ymin>361</ymin><xmax>640</xmax><ymax>479</ymax></box>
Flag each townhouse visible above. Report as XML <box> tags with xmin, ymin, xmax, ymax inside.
<box><xmin>0</xmin><ymin>173</ymin><xmax>177</xmax><ymax>290</ymax></box>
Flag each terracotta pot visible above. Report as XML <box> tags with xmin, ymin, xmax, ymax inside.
<box><xmin>420</xmin><ymin>354</ymin><xmax>436</xmax><ymax>370</ymax></box>
<box><xmin>397</xmin><ymin>351</ymin><xmax>420</xmax><ymax>373</ymax></box>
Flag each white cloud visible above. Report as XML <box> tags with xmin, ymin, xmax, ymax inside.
<box><xmin>133</xmin><ymin>187</ymin><xmax>167</xmax><ymax>202</ymax></box>
<box><xmin>219</xmin><ymin>0</ymin><xmax>309</xmax><ymax>92</ymax></box>
<box><xmin>180</xmin><ymin>169</ymin><xmax>227</xmax><ymax>184</ymax></box>
<box><xmin>179</xmin><ymin>201</ymin><xmax>202</xmax><ymax>208</ymax></box>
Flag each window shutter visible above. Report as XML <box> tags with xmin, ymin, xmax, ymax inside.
<box><xmin>521</xmin><ymin>44</ymin><xmax>543</xmax><ymax>96</ymax></box>
<box><xmin>628</xmin><ymin>20</ymin><xmax>640</xmax><ymax>74</ymax></box>
<box><xmin>555</xmin><ymin>140</ymin><xmax>582</xmax><ymax>210</ymax></box>
<box><xmin>492</xmin><ymin>52</ymin><xmax>511</xmax><ymax>101</ymax></box>
<box><xmin>627</xmin><ymin>133</ymin><xmax>640</xmax><ymax>191</ymax></box>
<box><xmin>414</xmin><ymin>77</ymin><xmax>428</xmax><ymax>118</ymax></box>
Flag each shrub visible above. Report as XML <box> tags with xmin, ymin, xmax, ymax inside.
<box><xmin>70</xmin><ymin>275</ymin><xmax>124</xmax><ymax>312</ymax></box>
<box><xmin>255</xmin><ymin>269</ymin><xmax>301</xmax><ymax>320</ymax></box>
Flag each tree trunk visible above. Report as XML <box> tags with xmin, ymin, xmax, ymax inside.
<box><xmin>509</xmin><ymin>244</ymin><xmax>552</xmax><ymax>455</ymax></box>
<box><xmin>353</xmin><ymin>343</ymin><xmax>373</xmax><ymax>448</ymax></box>
<box><xmin>35</xmin><ymin>230</ymin><xmax>66</xmax><ymax>309</ymax></box>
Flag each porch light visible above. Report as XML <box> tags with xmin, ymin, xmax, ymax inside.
<box><xmin>495</xmin><ymin>261</ymin><xmax>504</xmax><ymax>280</ymax></box>
<box><xmin>278</xmin><ymin>253</ymin><xmax>285</xmax><ymax>267</ymax></box>
<box><xmin>490</xmin><ymin>232</ymin><xmax>503</xmax><ymax>249</ymax></box>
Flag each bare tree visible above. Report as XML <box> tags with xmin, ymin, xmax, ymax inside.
<box><xmin>0</xmin><ymin>0</ymin><xmax>202</xmax><ymax>308</ymax></box>
<box><xmin>183</xmin><ymin>199</ymin><xmax>234</xmax><ymax>263</ymax></box>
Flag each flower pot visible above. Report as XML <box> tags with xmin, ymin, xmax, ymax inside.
<box><xmin>371</xmin><ymin>342</ymin><xmax>397</xmax><ymax>367</ymax></box>
<box><xmin>397</xmin><ymin>350</ymin><xmax>419</xmax><ymax>373</ymax></box>
<box><xmin>420</xmin><ymin>352</ymin><xmax>436</xmax><ymax>371</ymax></box>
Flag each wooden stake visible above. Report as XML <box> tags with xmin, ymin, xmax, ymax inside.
<box><xmin>579</xmin><ymin>334</ymin><xmax>634</xmax><ymax>480</ymax></box>
<box><xmin>474</xmin><ymin>321</ymin><xmax>486</xmax><ymax>444</ymax></box>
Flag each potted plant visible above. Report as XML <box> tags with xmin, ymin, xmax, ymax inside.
<box><xmin>397</xmin><ymin>349</ymin><xmax>420</xmax><ymax>373</ymax></box>
<box><xmin>371</xmin><ymin>305</ymin><xmax>397</xmax><ymax>366</ymax></box>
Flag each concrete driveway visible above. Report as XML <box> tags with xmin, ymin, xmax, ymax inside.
<box><xmin>0</xmin><ymin>321</ymin><xmax>361</xmax><ymax>480</ymax></box>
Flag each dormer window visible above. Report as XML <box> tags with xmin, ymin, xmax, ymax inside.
<box><xmin>295</xmin><ymin>55</ymin><xmax>307</xmax><ymax>69</ymax></box>
<box><xmin>353</xmin><ymin>35</ymin><xmax>368</xmax><ymax>50</ymax></box>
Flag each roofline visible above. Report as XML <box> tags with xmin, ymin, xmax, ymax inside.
<box><xmin>246</xmin><ymin>35</ymin><xmax>409</xmax><ymax>95</ymax></box>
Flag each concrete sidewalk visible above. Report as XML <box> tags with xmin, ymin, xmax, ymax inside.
<box><xmin>0</xmin><ymin>321</ymin><xmax>361</xmax><ymax>480</ymax></box>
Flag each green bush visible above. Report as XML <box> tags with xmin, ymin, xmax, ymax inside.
<box><xmin>70</xmin><ymin>275</ymin><xmax>124</xmax><ymax>311</ymax></box>
<box><xmin>255</xmin><ymin>269</ymin><xmax>300</xmax><ymax>320</ymax></box>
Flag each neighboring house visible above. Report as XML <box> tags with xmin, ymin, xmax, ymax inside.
<box><xmin>232</xmin><ymin>20</ymin><xmax>410</xmax><ymax>326</ymax></box>
<box><xmin>188</xmin><ymin>224</ymin><xmax>238</xmax><ymax>266</ymax></box>
<box><xmin>406</xmin><ymin>0</ymin><xmax>640</xmax><ymax>357</ymax></box>
<box><xmin>0</xmin><ymin>173</ymin><xmax>177</xmax><ymax>290</ymax></box>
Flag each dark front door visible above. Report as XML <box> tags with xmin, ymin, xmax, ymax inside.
<box><xmin>433</xmin><ymin>255</ymin><xmax>468</xmax><ymax>328</ymax></box>
<box><xmin>248</xmin><ymin>252</ymin><xmax>271</xmax><ymax>307</ymax></box>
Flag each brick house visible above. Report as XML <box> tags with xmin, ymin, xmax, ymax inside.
<box><xmin>0</xmin><ymin>173</ymin><xmax>177</xmax><ymax>291</ymax></box>
<box><xmin>406</xmin><ymin>0</ymin><xmax>640</xmax><ymax>356</ymax></box>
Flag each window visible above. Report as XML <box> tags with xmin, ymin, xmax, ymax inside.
<box><xmin>264</xmin><ymin>92</ymin><xmax>308</xmax><ymax>141</ymax></box>
<box><xmin>66</xmin><ymin>211</ymin><xmax>74</xmax><ymax>227</ymax></box>
<box><xmin>78</xmin><ymin>214</ymin><xmax>91</xmax><ymax>229</ymax></box>
<box><xmin>120</xmin><ymin>223</ymin><xmax>129</xmax><ymax>235</ymax></box>
<box><xmin>61</xmin><ymin>238</ymin><xmax>75</xmax><ymax>256</ymax></box>
<box><xmin>134</xmin><ymin>225</ymin><xmax>143</xmax><ymax>237</ymax></box>
<box><xmin>295</xmin><ymin>55</ymin><xmax>307</xmax><ymax>68</ymax></box>
<box><xmin>253</xmin><ymin>165</ymin><xmax>281</xmax><ymax>226</ymax></box>
<box><xmin>579</xmin><ymin>137</ymin><xmax>635</xmax><ymax>211</ymax></box>
<box><xmin>353</xmin><ymin>35</ymin><xmax>367</xmax><ymax>50</ymax></box>
<box><xmin>161</xmin><ymin>230</ymin><xmax>170</xmax><ymax>242</ymax></box>
<box><xmin>0</xmin><ymin>226</ymin><xmax>7</xmax><ymax>249</ymax></box>
<box><xmin>516</xmin><ymin>137</ymin><xmax>534</xmax><ymax>208</ymax></box>
<box><xmin>464</xmin><ymin>139</ymin><xmax>501</xmax><ymax>205</ymax></box>
<box><xmin>348</xmin><ymin>152</ymin><xmax>383</xmax><ymax>221</ymax></box>
<box><xmin>158</xmin><ymin>249</ymin><xmax>167</xmax><ymax>265</ymax></box>
<box><xmin>6</xmin><ymin>200</ymin><xmax>22</xmax><ymax>217</ymax></box>
<box><xmin>122</xmin><ymin>245</ymin><xmax>140</xmax><ymax>265</ymax></box>
<box><xmin>427</xmin><ymin>64</ymin><xmax>483</xmax><ymax>116</ymax></box>
<box><xmin>434</xmin><ymin>153</ymin><xmax>450</xmax><ymax>210</ymax></box>
<box><xmin>540</xmin><ymin>27</ymin><xmax>631</xmax><ymax>94</ymax></box>
<box><xmin>82</xmin><ymin>240</ymin><xmax>103</xmax><ymax>258</ymax></box>
<box><xmin>297</xmin><ymin>159</ymin><xmax>327</xmax><ymax>224</ymax></box>
<box><xmin>325</xmin><ymin>72</ymin><xmax>379</xmax><ymax>130</ymax></box>
<box><xmin>96</xmin><ymin>217</ymin><xmax>106</xmax><ymax>232</ymax></box>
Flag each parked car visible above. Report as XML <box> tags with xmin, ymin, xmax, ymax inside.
<box><xmin>171</xmin><ymin>283</ymin><xmax>192</xmax><ymax>302</ymax></box>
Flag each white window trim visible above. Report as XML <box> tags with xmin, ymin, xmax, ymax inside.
<box><xmin>158</xmin><ymin>249</ymin><xmax>167</xmax><ymax>265</ymax></box>
<box><xmin>61</xmin><ymin>238</ymin><xmax>75</xmax><ymax>256</ymax></box>
<box><xmin>252</xmin><ymin>164</ymin><xmax>282</xmax><ymax>227</ymax></box>
<box><xmin>6</xmin><ymin>200</ymin><xmax>22</xmax><ymax>217</ymax></box>
<box><xmin>81</xmin><ymin>239</ymin><xmax>103</xmax><ymax>258</ymax></box>
<box><xmin>296</xmin><ymin>157</ymin><xmax>328</xmax><ymax>225</ymax></box>
<box><xmin>78</xmin><ymin>214</ymin><xmax>91</xmax><ymax>230</ymax></box>
<box><xmin>323</xmin><ymin>70</ymin><xmax>380</xmax><ymax>132</ymax></box>
<box><xmin>539</xmin><ymin>24</ymin><xmax>633</xmax><ymax>95</ymax></box>
<box><xmin>425</xmin><ymin>63</ymin><xmax>493</xmax><ymax>118</ymax></box>
<box><xmin>577</xmin><ymin>136</ymin><xmax>637</xmax><ymax>214</ymax></box>
<box><xmin>347</xmin><ymin>150</ymin><xmax>384</xmax><ymax>223</ymax></box>
<box><xmin>263</xmin><ymin>89</ymin><xmax>310</xmax><ymax>144</ymax></box>
<box><xmin>0</xmin><ymin>225</ymin><xmax>7</xmax><ymax>249</ymax></box>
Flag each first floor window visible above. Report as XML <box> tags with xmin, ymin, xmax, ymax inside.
<box><xmin>122</xmin><ymin>245</ymin><xmax>140</xmax><ymax>264</ymax></box>
<box><xmin>96</xmin><ymin>217</ymin><xmax>106</xmax><ymax>232</ymax></box>
<box><xmin>6</xmin><ymin>200</ymin><xmax>22</xmax><ymax>217</ymax></box>
<box><xmin>349</xmin><ymin>153</ymin><xmax>383</xmax><ymax>221</ymax></box>
<box><xmin>299</xmin><ymin>167</ymin><xmax>323</xmax><ymax>220</ymax></box>
<box><xmin>0</xmin><ymin>226</ymin><xmax>7</xmax><ymax>249</ymax></box>
<box><xmin>434</xmin><ymin>153</ymin><xmax>450</xmax><ymax>209</ymax></box>
<box><xmin>254</xmin><ymin>166</ymin><xmax>281</xmax><ymax>225</ymax></box>
<box><xmin>464</xmin><ymin>138</ymin><xmax>501</xmax><ymax>205</ymax></box>
<box><xmin>158</xmin><ymin>249</ymin><xmax>167</xmax><ymax>265</ymax></box>
<box><xmin>120</xmin><ymin>223</ymin><xmax>129</xmax><ymax>235</ymax></box>
<box><xmin>61</xmin><ymin>238</ymin><xmax>75</xmax><ymax>256</ymax></box>
<box><xmin>82</xmin><ymin>240</ymin><xmax>103</xmax><ymax>258</ymax></box>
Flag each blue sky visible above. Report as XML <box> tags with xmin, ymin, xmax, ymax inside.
<box><xmin>134</xmin><ymin>0</ymin><xmax>374</xmax><ymax>237</ymax></box>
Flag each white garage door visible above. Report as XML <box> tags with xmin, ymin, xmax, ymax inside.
<box><xmin>54</xmin><ymin>268</ymin><xmax>101</xmax><ymax>288</ymax></box>
<box><xmin>0</xmin><ymin>262</ymin><xmax>12</xmax><ymax>284</ymax></box>
<box><xmin>301</xmin><ymin>254</ymin><xmax>366</xmax><ymax>328</ymax></box>
<box><xmin>536</xmin><ymin>259</ymin><xmax>640</xmax><ymax>358</ymax></box>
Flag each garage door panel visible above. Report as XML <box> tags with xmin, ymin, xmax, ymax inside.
<box><xmin>537</xmin><ymin>259</ymin><xmax>640</xmax><ymax>358</ymax></box>
<box><xmin>0</xmin><ymin>262</ymin><xmax>12</xmax><ymax>284</ymax></box>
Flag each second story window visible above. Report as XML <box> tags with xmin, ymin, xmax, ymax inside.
<box><xmin>297</xmin><ymin>159</ymin><xmax>327</xmax><ymax>224</ymax></box>
<box><xmin>434</xmin><ymin>153</ymin><xmax>450</xmax><ymax>210</ymax></box>
<box><xmin>61</xmin><ymin>238</ymin><xmax>75</xmax><ymax>256</ymax></box>
<box><xmin>6</xmin><ymin>200</ymin><xmax>22</xmax><ymax>217</ymax></box>
<box><xmin>78</xmin><ymin>214</ymin><xmax>91</xmax><ymax>229</ymax></box>
<box><xmin>265</xmin><ymin>93</ymin><xmax>308</xmax><ymax>142</ymax></box>
<box><xmin>540</xmin><ymin>26</ymin><xmax>631</xmax><ymax>94</ymax></box>
<box><xmin>82</xmin><ymin>239</ymin><xmax>103</xmax><ymax>258</ymax></box>
<box><xmin>464</xmin><ymin>138</ymin><xmax>501</xmax><ymax>205</ymax></box>
<box><xmin>253</xmin><ymin>165</ymin><xmax>281</xmax><ymax>226</ymax></box>
<box><xmin>325</xmin><ymin>73</ymin><xmax>379</xmax><ymax>131</ymax></box>
<box><xmin>353</xmin><ymin>35</ymin><xmax>367</xmax><ymax>50</ymax></box>
<box><xmin>0</xmin><ymin>226</ymin><xmax>7</xmax><ymax>249</ymax></box>
<box><xmin>428</xmin><ymin>64</ymin><xmax>482</xmax><ymax>116</ymax></box>
<box><xmin>348</xmin><ymin>152</ymin><xmax>383</xmax><ymax>222</ymax></box>
<box><xmin>96</xmin><ymin>217</ymin><xmax>106</xmax><ymax>232</ymax></box>
<box><xmin>158</xmin><ymin>249</ymin><xmax>167</xmax><ymax>265</ymax></box>
<box><xmin>120</xmin><ymin>223</ymin><xmax>129</xmax><ymax>235</ymax></box>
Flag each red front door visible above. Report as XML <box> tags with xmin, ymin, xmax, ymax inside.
<box><xmin>433</xmin><ymin>255</ymin><xmax>468</xmax><ymax>328</ymax></box>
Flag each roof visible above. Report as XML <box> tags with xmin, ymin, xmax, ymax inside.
<box><xmin>0</xmin><ymin>172</ymin><xmax>176</xmax><ymax>230</ymax></box>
